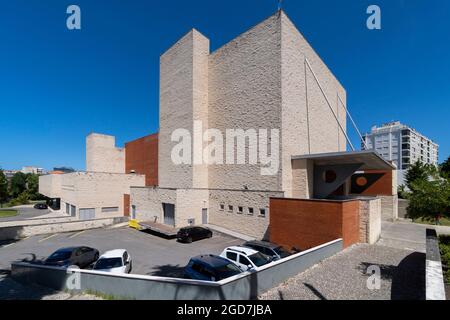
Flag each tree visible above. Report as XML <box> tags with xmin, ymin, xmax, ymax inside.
<box><xmin>405</xmin><ymin>161</ymin><xmax>429</xmax><ymax>190</ymax></box>
<box><xmin>0</xmin><ymin>170</ymin><xmax>8</xmax><ymax>207</ymax></box>
<box><xmin>441</xmin><ymin>156</ymin><xmax>450</xmax><ymax>178</ymax></box>
<box><xmin>407</xmin><ymin>178</ymin><xmax>450</xmax><ymax>223</ymax></box>
<box><xmin>9</xmin><ymin>172</ymin><xmax>27</xmax><ymax>198</ymax></box>
<box><xmin>26</xmin><ymin>174</ymin><xmax>39</xmax><ymax>200</ymax></box>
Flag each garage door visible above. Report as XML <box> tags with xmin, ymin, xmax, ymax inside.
<box><xmin>79</xmin><ymin>208</ymin><xmax>95</xmax><ymax>220</ymax></box>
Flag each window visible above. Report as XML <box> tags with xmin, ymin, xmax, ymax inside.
<box><xmin>66</xmin><ymin>203</ymin><xmax>70</xmax><ymax>214</ymax></box>
<box><xmin>70</xmin><ymin>205</ymin><xmax>76</xmax><ymax>217</ymax></box>
<box><xmin>228</xmin><ymin>205</ymin><xmax>233</xmax><ymax>212</ymax></box>
<box><xmin>239</xmin><ymin>255</ymin><xmax>251</xmax><ymax>266</ymax></box>
<box><xmin>259</xmin><ymin>209</ymin><xmax>266</xmax><ymax>217</ymax></box>
<box><xmin>226</xmin><ymin>251</ymin><xmax>237</xmax><ymax>261</ymax></box>
<box><xmin>220</xmin><ymin>204</ymin><xmax>224</xmax><ymax>211</ymax></box>
<box><xmin>101</xmin><ymin>207</ymin><xmax>119</xmax><ymax>213</ymax></box>
<box><xmin>248</xmin><ymin>208</ymin><xmax>254</xmax><ymax>215</ymax></box>
<box><xmin>238</xmin><ymin>206</ymin><xmax>243</xmax><ymax>214</ymax></box>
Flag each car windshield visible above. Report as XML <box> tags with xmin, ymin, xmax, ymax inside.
<box><xmin>214</xmin><ymin>263</ymin><xmax>241</xmax><ymax>280</ymax></box>
<box><xmin>274</xmin><ymin>246</ymin><xmax>291</xmax><ymax>258</ymax></box>
<box><xmin>248</xmin><ymin>252</ymin><xmax>271</xmax><ymax>267</ymax></box>
<box><xmin>94</xmin><ymin>258</ymin><xmax>123</xmax><ymax>270</ymax></box>
<box><xmin>48</xmin><ymin>251</ymin><xmax>72</xmax><ymax>261</ymax></box>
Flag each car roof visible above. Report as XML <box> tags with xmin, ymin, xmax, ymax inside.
<box><xmin>99</xmin><ymin>249</ymin><xmax>127</xmax><ymax>258</ymax></box>
<box><xmin>191</xmin><ymin>254</ymin><xmax>232</xmax><ymax>267</ymax></box>
<box><xmin>244</xmin><ymin>240</ymin><xmax>279</xmax><ymax>249</ymax></box>
<box><xmin>225</xmin><ymin>246</ymin><xmax>259</xmax><ymax>255</ymax></box>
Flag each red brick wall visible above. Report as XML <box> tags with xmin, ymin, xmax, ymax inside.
<box><xmin>125</xmin><ymin>133</ymin><xmax>158</xmax><ymax>186</ymax></box>
<box><xmin>269</xmin><ymin>198</ymin><xmax>360</xmax><ymax>250</ymax></box>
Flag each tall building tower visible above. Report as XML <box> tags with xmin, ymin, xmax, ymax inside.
<box><xmin>362</xmin><ymin>121</ymin><xmax>439</xmax><ymax>185</ymax></box>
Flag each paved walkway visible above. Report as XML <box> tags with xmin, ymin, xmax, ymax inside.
<box><xmin>205</xmin><ymin>224</ymin><xmax>255</xmax><ymax>241</ymax></box>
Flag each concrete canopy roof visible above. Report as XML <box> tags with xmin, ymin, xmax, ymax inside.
<box><xmin>292</xmin><ymin>150</ymin><xmax>395</xmax><ymax>170</ymax></box>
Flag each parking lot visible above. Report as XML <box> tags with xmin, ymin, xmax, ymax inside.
<box><xmin>0</xmin><ymin>226</ymin><xmax>242</xmax><ymax>278</ymax></box>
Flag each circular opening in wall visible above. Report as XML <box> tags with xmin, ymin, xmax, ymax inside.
<box><xmin>356</xmin><ymin>176</ymin><xmax>368</xmax><ymax>187</ymax></box>
<box><xmin>322</xmin><ymin>170</ymin><xmax>337</xmax><ymax>184</ymax></box>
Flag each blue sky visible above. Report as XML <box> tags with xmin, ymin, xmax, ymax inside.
<box><xmin>1</xmin><ymin>0</ymin><xmax>449</xmax><ymax>170</ymax></box>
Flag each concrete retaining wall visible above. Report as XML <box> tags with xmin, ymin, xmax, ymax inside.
<box><xmin>11</xmin><ymin>238</ymin><xmax>342</xmax><ymax>300</ymax></box>
<box><xmin>0</xmin><ymin>217</ymin><xmax>127</xmax><ymax>241</ymax></box>
<box><xmin>425</xmin><ymin>229</ymin><xmax>446</xmax><ymax>300</ymax></box>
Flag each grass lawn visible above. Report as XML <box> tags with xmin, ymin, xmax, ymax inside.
<box><xmin>0</xmin><ymin>210</ymin><xmax>18</xmax><ymax>218</ymax></box>
<box><xmin>412</xmin><ymin>217</ymin><xmax>450</xmax><ymax>227</ymax></box>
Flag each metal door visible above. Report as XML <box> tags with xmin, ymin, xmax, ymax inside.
<box><xmin>202</xmin><ymin>208</ymin><xmax>208</xmax><ymax>224</ymax></box>
<box><xmin>163</xmin><ymin>203</ymin><xmax>175</xmax><ymax>226</ymax></box>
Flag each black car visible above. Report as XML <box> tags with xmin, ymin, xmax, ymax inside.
<box><xmin>34</xmin><ymin>203</ymin><xmax>48</xmax><ymax>210</ymax></box>
<box><xmin>177</xmin><ymin>226</ymin><xmax>213</xmax><ymax>243</ymax></box>
<box><xmin>184</xmin><ymin>254</ymin><xmax>242</xmax><ymax>281</ymax></box>
<box><xmin>242</xmin><ymin>240</ymin><xmax>292</xmax><ymax>261</ymax></box>
<box><xmin>44</xmin><ymin>246</ymin><xmax>99</xmax><ymax>268</ymax></box>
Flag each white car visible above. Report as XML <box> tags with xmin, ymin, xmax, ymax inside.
<box><xmin>93</xmin><ymin>249</ymin><xmax>132</xmax><ymax>274</ymax></box>
<box><xmin>220</xmin><ymin>246</ymin><xmax>272</xmax><ymax>272</ymax></box>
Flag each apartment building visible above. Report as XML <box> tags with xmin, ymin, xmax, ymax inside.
<box><xmin>362</xmin><ymin>121</ymin><xmax>439</xmax><ymax>185</ymax></box>
<box><xmin>40</xmin><ymin>11</ymin><xmax>398</xmax><ymax>246</ymax></box>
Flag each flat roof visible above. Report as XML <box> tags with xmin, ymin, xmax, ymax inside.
<box><xmin>292</xmin><ymin>150</ymin><xmax>395</xmax><ymax>170</ymax></box>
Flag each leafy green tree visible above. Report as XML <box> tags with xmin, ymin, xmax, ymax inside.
<box><xmin>405</xmin><ymin>161</ymin><xmax>429</xmax><ymax>190</ymax></box>
<box><xmin>9</xmin><ymin>172</ymin><xmax>27</xmax><ymax>198</ymax></box>
<box><xmin>26</xmin><ymin>174</ymin><xmax>39</xmax><ymax>200</ymax></box>
<box><xmin>441</xmin><ymin>156</ymin><xmax>450</xmax><ymax>178</ymax></box>
<box><xmin>407</xmin><ymin>178</ymin><xmax>450</xmax><ymax>223</ymax></box>
<box><xmin>0</xmin><ymin>170</ymin><xmax>8</xmax><ymax>207</ymax></box>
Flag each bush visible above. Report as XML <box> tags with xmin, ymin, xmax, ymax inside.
<box><xmin>7</xmin><ymin>192</ymin><xmax>30</xmax><ymax>207</ymax></box>
<box><xmin>439</xmin><ymin>236</ymin><xmax>450</xmax><ymax>283</ymax></box>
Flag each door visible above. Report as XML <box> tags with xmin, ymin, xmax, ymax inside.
<box><xmin>202</xmin><ymin>208</ymin><xmax>208</xmax><ymax>224</ymax></box>
<box><xmin>163</xmin><ymin>203</ymin><xmax>175</xmax><ymax>226</ymax></box>
<box><xmin>131</xmin><ymin>205</ymin><xmax>136</xmax><ymax>220</ymax></box>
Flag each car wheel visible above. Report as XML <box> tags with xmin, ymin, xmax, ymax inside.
<box><xmin>186</xmin><ymin>237</ymin><xmax>193</xmax><ymax>243</ymax></box>
<box><xmin>207</xmin><ymin>232</ymin><xmax>213</xmax><ymax>238</ymax></box>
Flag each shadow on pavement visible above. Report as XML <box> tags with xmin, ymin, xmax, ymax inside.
<box><xmin>149</xmin><ymin>264</ymin><xmax>186</xmax><ymax>278</ymax></box>
<box><xmin>360</xmin><ymin>251</ymin><xmax>426</xmax><ymax>300</ymax></box>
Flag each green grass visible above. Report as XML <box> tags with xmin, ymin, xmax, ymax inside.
<box><xmin>439</xmin><ymin>236</ymin><xmax>450</xmax><ymax>284</ymax></box>
<box><xmin>412</xmin><ymin>217</ymin><xmax>450</xmax><ymax>227</ymax></box>
<box><xmin>0</xmin><ymin>210</ymin><xmax>18</xmax><ymax>218</ymax></box>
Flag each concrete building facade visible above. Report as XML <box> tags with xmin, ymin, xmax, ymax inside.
<box><xmin>362</xmin><ymin>121</ymin><xmax>439</xmax><ymax>185</ymax></box>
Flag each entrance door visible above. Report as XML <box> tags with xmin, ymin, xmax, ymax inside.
<box><xmin>163</xmin><ymin>203</ymin><xmax>175</xmax><ymax>226</ymax></box>
<box><xmin>202</xmin><ymin>208</ymin><xmax>208</xmax><ymax>224</ymax></box>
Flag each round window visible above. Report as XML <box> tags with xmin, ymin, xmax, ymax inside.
<box><xmin>356</xmin><ymin>176</ymin><xmax>368</xmax><ymax>187</ymax></box>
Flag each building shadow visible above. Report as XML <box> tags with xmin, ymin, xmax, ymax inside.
<box><xmin>359</xmin><ymin>251</ymin><xmax>426</xmax><ymax>300</ymax></box>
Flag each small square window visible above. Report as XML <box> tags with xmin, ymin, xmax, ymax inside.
<box><xmin>220</xmin><ymin>204</ymin><xmax>224</xmax><ymax>211</ymax></box>
<box><xmin>228</xmin><ymin>205</ymin><xmax>233</xmax><ymax>212</ymax></box>
<box><xmin>248</xmin><ymin>208</ymin><xmax>254</xmax><ymax>215</ymax></box>
<box><xmin>259</xmin><ymin>209</ymin><xmax>266</xmax><ymax>217</ymax></box>
<box><xmin>238</xmin><ymin>206</ymin><xmax>243</xmax><ymax>214</ymax></box>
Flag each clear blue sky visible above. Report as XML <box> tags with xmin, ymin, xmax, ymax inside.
<box><xmin>1</xmin><ymin>0</ymin><xmax>449</xmax><ymax>171</ymax></box>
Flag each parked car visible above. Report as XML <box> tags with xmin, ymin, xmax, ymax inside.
<box><xmin>220</xmin><ymin>246</ymin><xmax>272</xmax><ymax>272</ymax></box>
<box><xmin>93</xmin><ymin>249</ymin><xmax>132</xmax><ymax>274</ymax></box>
<box><xmin>34</xmin><ymin>203</ymin><xmax>48</xmax><ymax>210</ymax></box>
<box><xmin>44</xmin><ymin>246</ymin><xmax>99</xmax><ymax>268</ymax></box>
<box><xmin>177</xmin><ymin>226</ymin><xmax>213</xmax><ymax>243</ymax></box>
<box><xmin>184</xmin><ymin>254</ymin><xmax>242</xmax><ymax>281</ymax></box>
<box><xmin>242</xmin><ymin>240</ymin><xmax>292</xmax><ymax>261</ymax></box>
